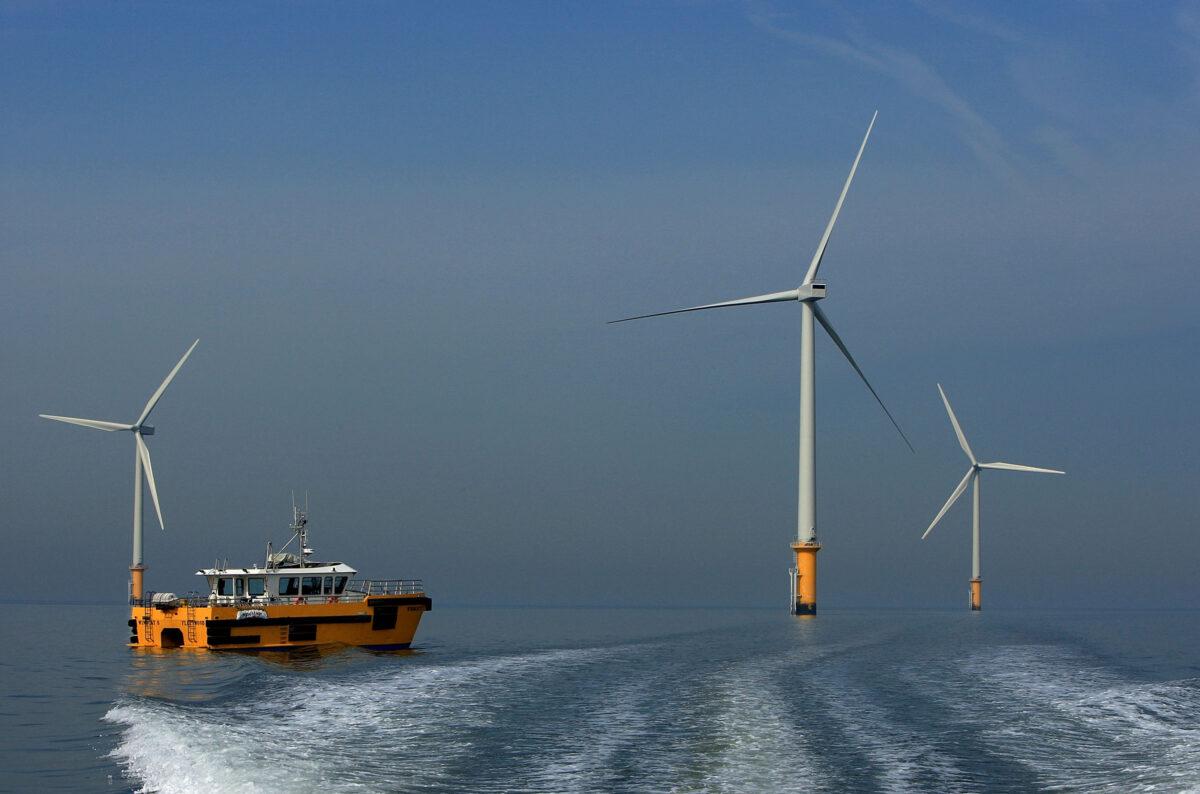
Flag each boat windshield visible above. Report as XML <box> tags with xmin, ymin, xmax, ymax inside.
<box><xmin>216</xmin><ymin>578</ymin><xmax>245</xmax><ymax>597</ymax></box>
<box><xmin>208</xmin><ymin>572</ymin><xmax>354</xmax><ymax>600</ymax></box>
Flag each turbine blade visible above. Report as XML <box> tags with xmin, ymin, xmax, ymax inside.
<box><xmin>609</xmin><ymin>289</ymin><xmax>799</xmax><ymax>324</ymax></box>
<box><xmin>135</xmin><ymin>433</ymin><xmax>165</xmax><ymax>530</ymax></box>
<box><xmin>803</xmin><ymin>110</ymin><xmax>878</xmax><ymax>285</ymax></box>
<box><xmin>813</xmin><ymin>303</ymin><xmax>913</xmax><ymax>452</ymax></box>
<box><xmin>922</xmin><ymin>468</ymin><xmax>975</xmax><ymax>539</ymax></box>
<box><xmin>136</xmin><ymin>339</ymin><xmax>199</xmax><ymax>426</ymax></box>
<box><xmin>39</xmin><ymin>415</ymin><xmax>133</xmax><ymax>432</ymax></box>
<box><xmin>979</xmin><ymin>461</ymin><xmax>1065</xmax><ymax>475</ymax></box>
<box><xmin>937</xmin><ymin>383</ymin><xmax>976</xmax><ymax>465</ymax></box>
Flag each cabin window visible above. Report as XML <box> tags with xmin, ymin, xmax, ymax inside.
<box><xmin>334</xmin><ymin>576</ymin><xmax>348</xmax><ymax>594</ymax></box>
<box><xmin>278</xmin><ymin>577</ymin><xmax>299</xmax><ymax>596</ymax></box>
<box><xmin>247</xmin><ymin>577</ymin><xmax>265</xmax><ymax>597</ymax></box>
<box><xmin>301</xmin><ymin>576</ymin><xmax>322</xmax><ymax>596</ymax></box>
<box><xmin>323</xmin><ymin>576</ymin><xmax>333</xmax><ymax>594</ymax></box>
<box><xmin>217</xmin><ymin>578</ymin><xmax>236</xmax><ymax>596</ymax></box>
<box><xmin>236</xmin><ymin>578</ymin><xmax>246</xmax><ymax>597</ymax></box>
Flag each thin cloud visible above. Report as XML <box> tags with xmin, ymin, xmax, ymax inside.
<box><xmin>911</xmin><ymin>0</ymin><xmax>1028</xmax><ymax>47</ymax></box>
<box><xmin>748</xmin><ymin>5</ymin><xmax>1022</xmax><ymax>187</ymax></box>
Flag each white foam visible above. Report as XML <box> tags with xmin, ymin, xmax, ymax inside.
<box><xmin>106</xmin><ymin>701</ymin><xmax>349</xmax><ymax>794</ymax></box>
<box><xmin>107</xmin><ymin>646</ymin><xmax>621</xmax><ymax>793</ymax></box>
<box><xmin>513</xmin><ymin>638</ymin><xmax>844</xmax><ymax>792</ymax></box>
<box><xmin>949</xmin><ymin>645</ymin><xmax>1200</xmax><ymax>792</ymax></box>
<box><xmin>699</xmin><ymin>672</ymin><xmax>826</xmax><ymax>791</ymax></box>
<box><xmin>107</xmin><ymin>633</ymin><xmax>1200</xmax><ymax>793</ymax></box>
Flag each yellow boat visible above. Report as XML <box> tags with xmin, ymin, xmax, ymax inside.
<box><xmin>131</xmin><ymin>503</ymin><xmax>431</xmax><ymax>651</ymax></box>
<box><xmin>40</xmin><ymin>340</ymin><xmax>431</xmax><ymax>651</ymax></box>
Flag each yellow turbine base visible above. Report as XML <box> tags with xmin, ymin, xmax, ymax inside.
<box><xmin>130</xmin><ymin>565</ymin><xmax>145</xmax><ymax>604</ymax></box>
<box><xmin>970</xmin><ymin>578</ymin><xmax>982</xmax><ymax>611</ymax></box>
<box><xmin>791</xmin><ymin>541</ymin><xmax>821</xmax><ymax>616</ymax></box>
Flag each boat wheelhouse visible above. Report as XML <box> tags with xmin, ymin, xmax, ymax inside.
<box><xmin>198</xmin><ymin>562</ymin><xmax>358</xmax><ymax>606</ymax></box>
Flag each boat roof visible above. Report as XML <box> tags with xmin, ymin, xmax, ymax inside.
<box><xmin>196</xmin><ymin>562</ymin><xmax>358</xmax><ymax>576</ymax></box>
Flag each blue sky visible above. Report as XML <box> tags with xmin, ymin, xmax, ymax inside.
<box><xmin>2</xmin><ymin>1</ymin><xmax>1198</xmax><ymax>608</ymax></box>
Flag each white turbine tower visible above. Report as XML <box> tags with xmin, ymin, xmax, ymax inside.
<box><xmin>922</xmin><ymin>383</ymin><xmax>1064</xmax><ymax>610</ymax></box>
<box><xmin>40</xmin><ymin>339</ymin><xmax>199</xmax><ymax>602</ymax></box>
<box><xmin>611</xmin><ymin>112</ymin><xmax>912</xmax><ymax>615</ymax></box>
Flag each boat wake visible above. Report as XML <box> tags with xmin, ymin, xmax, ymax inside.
<box><xmin>106</xmin><ymin>646</ymin><xmax>636</xmax><ymax>793</ymax></box>
<box><xmin>103</xmin><ymin>624</ymin><xmax>1200</xmax><ymax>793</ymax></box>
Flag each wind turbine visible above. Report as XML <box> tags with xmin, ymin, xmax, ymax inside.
<box><xmin>610</xmin><ymin>112</ymin><xmax>912</xmax><ymax>615</ymax></box>
<box><xmin>922</xmin><ymin>383</ymin><xmax>1063</xmax><ymax>610</ymax></box>
<box><xmin>40</xmin><ymin>339</ymin><xmax>199</xmax><ymax>602</ymax></box>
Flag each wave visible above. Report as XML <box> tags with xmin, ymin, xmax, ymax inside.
<box><xmin>946</xmin><ymin>645</ymin><xmax>1200</xmax><ymax>792</ymax></box>
<box><xmin>106</xmin><ymin>646</ymin><xmax>622</xmax><ymax>794</ymax></box>
<box><xmin>516</xmin><ymin>638</ymin><xmax>837</xmax><ymax>793</ymax></box>
<box><xmin>814</xmin><ymin>667</ymin><xmax>972</xmax><ymax>793</ymax></box>
<box><xmin>690</xmin><ymin>657</ymin><xmax>831</xmax><ymax>793</ymax></box>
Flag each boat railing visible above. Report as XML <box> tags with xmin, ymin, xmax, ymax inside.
<box><xmin>345</xmin><ymin>579</ymin><xmax>425</xmax><ymax>596</ymax></box>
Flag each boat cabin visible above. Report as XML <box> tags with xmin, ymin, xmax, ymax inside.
<box><xmin>197</xmin><ymin>562</ymin><xmax>359</xmax><ymax>605</ymax></box>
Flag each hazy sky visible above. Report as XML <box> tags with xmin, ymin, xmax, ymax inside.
<box><xmin>3</xmin><ymin>1</ymin><xmax>1198</xmax><ymax>609</ymax></box>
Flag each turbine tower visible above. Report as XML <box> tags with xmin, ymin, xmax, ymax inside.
<box><xmin>40</xmin><ymin>340</ymin><xmax>199</xmax><ymax>602</ymax></box>
<box><xmin>922</xmin><ymin>383</ymin><xmax>1064</xmax><ymax>610</ymax></box>
<box><xmin>611</xmin><ymin>112</ymin><xmax>911</xmax><ymax>615</ymax></box>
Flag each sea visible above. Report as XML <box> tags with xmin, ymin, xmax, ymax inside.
<box><xmin>1</xmin><ymin>603</ymin><xmax>1198</xmax><ymax>793</ymax></box>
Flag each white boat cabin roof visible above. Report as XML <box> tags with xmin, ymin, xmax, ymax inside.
<box><xmin>196</xmin><ymin>562</ymin><xmax>358</xmax><ymax>577</ymax></box>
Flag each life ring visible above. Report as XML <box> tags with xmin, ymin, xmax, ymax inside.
<box><xmin>326</xmin><ymin>596</ymin><xmax>339</xmax><ymax>604</ymax></box>
<box><xmin>293</xmin><ymin>597</ymin><xmax>304</xmax><ymax>605</ymax></box>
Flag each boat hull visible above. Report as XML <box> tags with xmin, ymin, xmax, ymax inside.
<box><xmin>129</xmin><ymin>595</ymin><xmax>431</xmax><ymax>650</ymax></box>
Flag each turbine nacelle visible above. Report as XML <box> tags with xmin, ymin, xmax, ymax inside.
<box><xmin>798</xmin><ymin>282</ymin><xmax>826</xmax><ymax>301</ymax></box>
<box><xmin>137</xmin><ymin>425</ymin><xmax>155</xmax><ymax>436</ymax></box>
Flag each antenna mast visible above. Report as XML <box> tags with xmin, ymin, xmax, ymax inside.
<box><xmin>292</xmin><ymin>491</ymin><xmax>312</xmax><ymax>567</ymax></box>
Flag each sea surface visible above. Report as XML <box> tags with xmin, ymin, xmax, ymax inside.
<box><xmin>1</xmin><ymin>603</ymin><xmax>1198</xmax><ymax>793</ymax></box>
